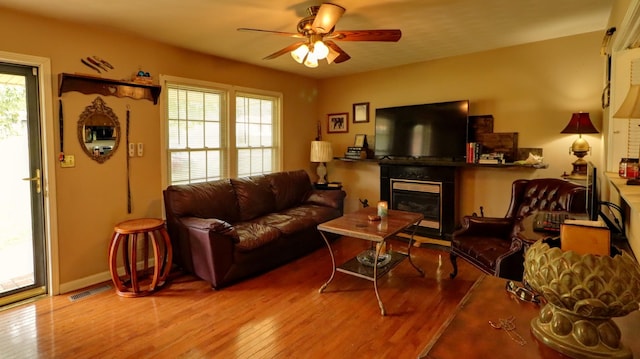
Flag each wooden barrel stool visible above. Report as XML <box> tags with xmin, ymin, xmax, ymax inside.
<box><xmin>108</xmin><ymin>218</ymin><xmax>172</xmax><ymax>297</ymax></box>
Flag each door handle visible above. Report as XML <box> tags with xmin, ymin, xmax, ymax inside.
<box><xmin>22</xmin><ymin>168</ymin><xmax>41</xmax><ymax>193</ymax></box>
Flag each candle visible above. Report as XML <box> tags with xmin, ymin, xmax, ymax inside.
<box><xmin>377</xmin><ymin>201</ymin><xmax>388</xmax><ymax>217</ymax></box>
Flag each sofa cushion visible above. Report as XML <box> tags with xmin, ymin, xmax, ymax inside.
<box><xmin>268</xmin><ymin>170</ymin><xmax>313</xmax><ymax>211</ymax></box>
<box><xmin>253</xmin><ymin>213</ymin><xmax>317</xmax><ymax>235</ymax></box>
<box><xmin>451</xmin><ymin>236</ymin><xmax>512</xmax><ymax>269</ymax></box>
<box><xmin>282</xmin><ymin>204</ymin><xmax>342</xmax><ymax>225</ymax></box>
<box><xmin>234</xmin><ymin>222</ymin><xmax>281</xmax><ymax>251</ymax></box>
<box><xmin>231</xmin><ymin>175</ymin><xmax>277</xmax><ymax>221</ymax></box>
<box><xmin>164</xmin><ymin>179</ymin><xmax>240</xmax><ymax>223</ymax></box>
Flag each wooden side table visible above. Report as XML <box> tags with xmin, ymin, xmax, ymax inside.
<box><xmin>108</xmin><ymin>218</ymin><xmax>172</xmax><ymax>297</ymax></box>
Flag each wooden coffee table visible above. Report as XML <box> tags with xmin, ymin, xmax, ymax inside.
<box><xmin>317</xmin><ymin>207</ymin><xmax>424</xmax><ymax>315</ymax></box>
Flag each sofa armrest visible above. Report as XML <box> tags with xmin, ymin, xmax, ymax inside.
<box><xmin>181</xmin><ymin>217</ymin><xmax>239</xmax><ymax>242</ymax></box>
<box><xmin>453</xmin><ymin>216</ymin><xmax>516</xmax><ymax>238</ymax></box>
<box><xmin>180</xmin><ymin>217</ymin><xmax>239</xmax><ymax>288</ymax></box>
<box><xmin>305</xmin><ymin>189</ymin><xmax>347</xmax><ymax>210</ymax></box>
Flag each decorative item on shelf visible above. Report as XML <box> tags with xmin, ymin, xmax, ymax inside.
<box><xmin>310</xmin><ymin>140</ymin><xmax>333</xmax><ymax>184</ymax></box>
<box><xmin>133</xmin><ymin>69</ymin><xmax>153</xmax><ymax>85</ymax></box>
<box><xmin>344</xmin><ymin>133</ymin><xmax>370</xmax><ymax>159</ymax></box>
<box><xmin>524</xmin><ymin>238</ymin><xmax>640</xmax><ymax>359</ymax></box>
<box><xmin>560</xmin><ymin>112</ymin><xmax>599</xmax><ymax>177</ymax></box>
<box><xmin>513</xmin><ymin>152</ymin><xmax>544</xmax><ymax>166</ymax></box>
<box><xmin>478</xmin><ymin>152</ymin><xmax>504</xmax><ymax>164</ymax></box>
<box><xmin>619</xmin><ymin>157</ymin><xmax>639</xmax><ymax>179</ymax></box>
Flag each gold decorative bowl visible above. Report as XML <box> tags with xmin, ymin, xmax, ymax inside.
<box><xmin>524</xmin><ymin>239</ymin><xmax>640</xmax><ymax>358</ymax></box>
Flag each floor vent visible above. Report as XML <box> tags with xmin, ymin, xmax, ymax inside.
<box><xmin>68</xmin><ymin>284</ymin><xmax>111</xmax><ymax>302</ymax></box>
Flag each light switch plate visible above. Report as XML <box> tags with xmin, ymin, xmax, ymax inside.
<box><xmin>60</xmin><ymin>154</ymin><xmax>75</xmax><ymax>168</ymax></box>
<box><xmin>128</xmin><ymin>143</ymin><xmax>135</xmax><ymax>157</ymax></box>
<box><xmin>137</xmin><ymin>143</ymin><xmax>144</xmax><ymax>156</ymax></box>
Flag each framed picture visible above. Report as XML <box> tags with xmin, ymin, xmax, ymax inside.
<box><xmin>354</xmin><ymin>134</ymin><xmax>367</xmax><ymax>148</ymax></box>
<box><xmin>353</xmin><ymin>102</ymin><xmax>369</xmax><ymax>123</ymax></box>
<box><xmin>328</xmin><ymin>113</ymin><xmax>349</xmax><ymax>133</ymax></box>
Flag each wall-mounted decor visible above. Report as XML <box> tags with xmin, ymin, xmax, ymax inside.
<box><xmin>353</xmin><ymin>102</ymin><xmax>369</xmax><ymax>123</ymax></box>
<box><xmin>328</xmin><ymin>113</ymin><xmax>349</xmax><ymax>133</ymax></box>
<box><xmin>77</xmin><ymin>96</ymin><xmax>120</xmax><ymax>163</ymax></box>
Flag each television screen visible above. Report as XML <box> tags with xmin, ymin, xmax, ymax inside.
<box><xmin>374</xmin><ymin>100</ymin><xmax>469</xmax><ymax>161</ymax></box>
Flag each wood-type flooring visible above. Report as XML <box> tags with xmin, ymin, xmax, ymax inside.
<box><xmin>0</xmin><ymin>236</ymin><xmax>480</xmax><ymax>358</ymax></box>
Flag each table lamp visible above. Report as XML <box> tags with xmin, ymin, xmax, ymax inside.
<box><xmin>560</xmin><ymin>112</ymin><xmax>598</xmax><ymax>177</ymax></box>
<box><xmin>310</xmin><ymin>141</ymin><xmax>333</xmax><ymax>184</ymax></box>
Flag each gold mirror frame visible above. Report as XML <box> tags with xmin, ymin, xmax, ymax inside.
<box><xmin>77</xmin><ymin>97</ymin><xmax>120</xmax><ymax>164</ymax></box>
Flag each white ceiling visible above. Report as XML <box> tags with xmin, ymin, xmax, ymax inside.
<box><xmin>0</xmin><ymin>0</ymin><xmax>613</xmax><ymax>79</ymax></box>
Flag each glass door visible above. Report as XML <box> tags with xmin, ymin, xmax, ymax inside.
<box><xmin>0</xmin><ymin>63</ymin><xmax>46</xmax><ymax>305</ymax></box>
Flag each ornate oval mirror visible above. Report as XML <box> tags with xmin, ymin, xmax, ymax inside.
<box><xmin>77</xmin><ymin>96</ymin><xmax>120</xmax><ymax>163</ymax></box>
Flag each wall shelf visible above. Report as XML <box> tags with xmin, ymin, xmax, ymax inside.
<box><xmin>58</xmin><ymin>73</ymin><xmax>162</xmax><ymax>104</ymax></box>
<box><xmin>335</xmin><ymin>157</ymin><xmax>548</xmax><ymax>169</ymax></box>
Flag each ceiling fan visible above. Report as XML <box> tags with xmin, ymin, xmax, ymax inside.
<box><xmin>238</xmin><ymin>2</ymin><xmax>401</xmax><ymax>68</ymax></box>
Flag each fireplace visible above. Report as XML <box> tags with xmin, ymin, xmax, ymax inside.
<box><xmin>391</xmin><ymin>179</ymin><xmax>441</xmax><ymax>232</ymax></box>
<box><xmin>380</xmin><ymin>163</ymin><xmax>459</xmax><ymax>240</ymax></box>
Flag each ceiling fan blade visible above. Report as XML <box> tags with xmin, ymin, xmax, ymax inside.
<box><xmin>330</xmin><ymin>29</ymin><xmax>402</xmax><ymax>42</ymax></box>
<box><xmin>263</xmin><ymin>41</ymin><xmax>307</xmax><ymax>60</ymax></box>
<box><xmin>237</xmin><ymin>27</ymin><xmax>304</xmax><ymax>38</ymax></box>
<box><xmin>325</xmin><ymin>41</ymin><xmax>350</xmax><ymax>64</ymax></box>
<box><xmin>312</xmin><ymin>3</ymin><xmax>345</xmax><ymax>34</ymax></box>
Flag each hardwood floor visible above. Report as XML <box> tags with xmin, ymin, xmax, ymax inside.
<box><xmin>0</xmin><ymin>236</ymin><xmax>480</xmax><ymax>358</ymax></box>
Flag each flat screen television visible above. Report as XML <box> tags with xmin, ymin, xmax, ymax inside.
<box><xmin>374</xmin><ymin>100</ymin><xmax>469</xmax><ymax>161</ymax></box>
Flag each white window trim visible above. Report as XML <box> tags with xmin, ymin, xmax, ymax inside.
<box><xmin>159</xmin><ymin>74</ymin><xmax>283</xmax><ymax>189</ymax></box>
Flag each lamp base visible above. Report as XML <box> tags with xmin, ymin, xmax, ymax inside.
<box><xmin>316</xmin><ymin>162</ymin><xmax>327</xmax><ymax>184</ymax></box>
<box><xmin>570</xmin><ymin>158</ymin><xmax>588</xmax><ymax>177</ymax></box>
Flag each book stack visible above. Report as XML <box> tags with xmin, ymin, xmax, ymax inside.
<box><xmin>478</xmin><ymin>153</ymin><xmax>505</xmax><ymax>164</ymax></box>
<box><xmin>466</xmin><ymin>142</ymin><xmax>482</xmax><ymax>163</ymax></box>
<box><xmin>344</xmin><ymin>147</ymin><xmax>365</xmax><ymax>160</ymax></box>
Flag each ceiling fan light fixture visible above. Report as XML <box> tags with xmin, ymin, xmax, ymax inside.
<box><xmin>313</xmin><ymin>40</ymin><xmax>329</xmax><ymax>60</ymax></box>
<box><xmin>291</xmin><ymin>44</ymin><xmax>309</xmax><ymax>64</ymax></box>
<box><xmin>304</xmin><ymin>51</ymin><xmax>318</xmax><ymax>68</ymax></box>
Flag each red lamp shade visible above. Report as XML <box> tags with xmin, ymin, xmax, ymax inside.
<box><xmin>560</xmin><ymin>113</ymin><xmax>599</xmax><ymax>134</ymax></box>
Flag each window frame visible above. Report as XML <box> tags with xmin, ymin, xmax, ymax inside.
<box><xmin>159</xmin><ymin>75</ymin><xmax>282</xmax><ymax>188</ymax></box>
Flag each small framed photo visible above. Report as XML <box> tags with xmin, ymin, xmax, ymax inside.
<box><xmin>353</xmin><ymin>102</ymin><xmax>370</xmax><ymax>123</ymax></box>
<box><xmin>328</xmin><ymin>113</ymin><xmax>349</xmax><ymax>133</ymax></box>
<box><xmin>354</xmin><ymin>134</ymin><xmax>367</xmax><ymax>148</ymax></box>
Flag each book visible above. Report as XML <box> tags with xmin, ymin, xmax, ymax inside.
<box><xmin>478</xmin><ymin>158</ymin><xmax>502</xmax><ymax>164</ymax></box>
<box><xmin>467</xmin><ymin>142</ymin><xmax>482</xmax><ymax>163</ymax></box>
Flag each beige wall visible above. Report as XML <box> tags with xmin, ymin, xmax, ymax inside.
<box><xmin>0</xmin><ymin>7</ymin><xmax>320</xmax><ymax>290</ymax></box>
<box><xmin>318</xmin><ymin>32</ymin><xmax>604</xmax><ymax>217</ymax></box>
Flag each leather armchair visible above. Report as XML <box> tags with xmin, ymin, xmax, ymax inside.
<box><xmin>449</xmin><ymin>178</ymin><xmax>587</xmax><ymax>281</ymax></box>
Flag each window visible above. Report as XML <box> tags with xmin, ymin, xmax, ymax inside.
<box><xmin>236</xmin><ymin>93</ymin><xmax>276</xmax><ymax>177</ymax></box>
<box><xmin>162</xmin><ymin>76</ymin><xmax>281</xmax><ymax>186</ymax></box>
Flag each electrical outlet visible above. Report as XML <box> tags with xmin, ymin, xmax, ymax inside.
<box><xmin>137</xmin><ymin>143</ymin><xmax>144</xmax><ymax>157</ymax></box>
<box><xmin>128</xmin><ymin>143</ymin><xmax>135</xmax><ymax>157</ymax></box>
<box><xmin>60</xmin><ymin>154</ymin><xmax>75</xmax><ymax>168</ymax></box>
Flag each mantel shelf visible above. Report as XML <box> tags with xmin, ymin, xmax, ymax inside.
<box><xmin>58</xmin><ymin>73</ymin><xmax>162</xmax><ymax>104</ymax></box>
<box><xmin>335</xmin><ymin>157</ymin><xmax>548</xmax><ymax>169</ymax></box>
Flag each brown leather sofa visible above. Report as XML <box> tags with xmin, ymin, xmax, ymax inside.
<box><xmin>450</xmin><ymin>178</ymin><xmax>587</xmax><ymax>282</ymax></box>
<box><xmin>163</xmin><ymin>169</ymin><xmax>346</xmax><ymax>289</ymax></box>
